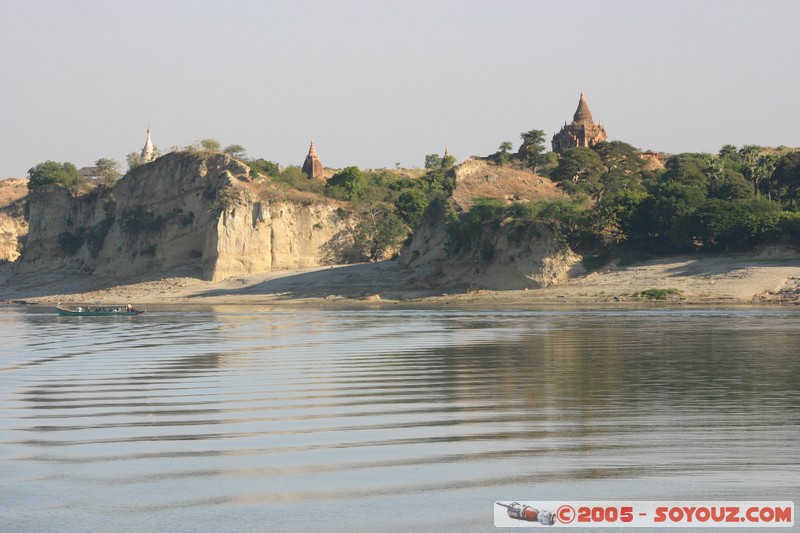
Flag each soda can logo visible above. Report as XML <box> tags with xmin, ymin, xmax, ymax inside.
<box><xmin>496</xmin><ymin>502</ymin><xmax>556</xmax><ymax>526</ymax></box>
<box><xmin>494</xmin><ymin>501</ymin><xmax>794</xmax><ymax>528</ymax></box>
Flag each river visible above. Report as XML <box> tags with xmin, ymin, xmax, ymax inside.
<box><xmin>1</xmin><ymin>305</ymin><xmax>798</xmax><ymax>531</ymax></box>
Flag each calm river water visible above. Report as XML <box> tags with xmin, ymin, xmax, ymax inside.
<box><xmin>1</xmin><ymin>305</ymin><xmax>798</xmax><ymax>532</ymax></box>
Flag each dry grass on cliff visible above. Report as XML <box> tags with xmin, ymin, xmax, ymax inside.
<box><xmin>244</xmin><ymin>178</ymin><xmax>341</xmax><ymax>205</ymax></box>
<box><xmin>451</xmin><ymin>159</ymin><xmax>567</xmax><ymax>210</ymax></box>
<box><xmin>0</xmin><ymin>178</ymin><xmax>28</xmax><ymax>208</ymax></box>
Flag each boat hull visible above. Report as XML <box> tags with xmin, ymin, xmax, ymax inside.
<box><xmin>56</xmin><ymin>307</ymin><xmax>143</xmax><ymax>317</ymax></box>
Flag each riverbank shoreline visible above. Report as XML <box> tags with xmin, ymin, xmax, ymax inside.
<box><xmin>2</xmin><ymin>249</ymin><xmax>799</xmax><ymax>308</ymax></box>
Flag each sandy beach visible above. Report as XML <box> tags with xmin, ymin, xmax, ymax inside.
<box><xmin>2</xmin><ymin>246</ymin><xmax>799</xmax><ymax>308</ymax></box>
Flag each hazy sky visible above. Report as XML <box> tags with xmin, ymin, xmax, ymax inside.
<box><xmin>2</xmin><ymin>0</ymin><xmax>799</xmax><ymax>179</ymax></box>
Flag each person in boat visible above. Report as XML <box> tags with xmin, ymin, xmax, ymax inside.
<box><xmin>126</xmin><ymin>304</ymin><xmax>133</xmax><ymax>312</ymax></box>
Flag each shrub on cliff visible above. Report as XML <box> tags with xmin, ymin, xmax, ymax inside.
<box><xmin>118</xmin><ymin>206</ymin><xmax>164</xmax><ymax>235</ymax></box>
<box><xmin>394</xmin><ymin>189</ymin><xmax>429</xmax><ymax>227</ymax></box>
<box><xmin>267</xmin><ymin>165</ymin><xmax>325</xmax><ymax>195</ymax></box>
<box><xmin>445</xmin><ymin>198</ymin><xmax>584</xmax><ymax>255</ymax></box>
<box><xmin>326</xmin><ymin>167</ymin><xmax>366</xmax><ymax>201</ymax></box>
<box><xmin>58</xmin><ymin>231</ymin><xmax>84</xmax><ymax>255</ymax></box>
<box><xmin>27</xmin><ymin>161</ymin><xmax>87</xmax><ymax>191</ymax></box>
<box><xmin>249</xmin><ymin>159</ymin><xmax>280</xmax><ymax>179</ymax></box>
<box><xmin>492</xmin><ymin>142</ymin><xmax>513</xmax><ymax>167</ymax></box>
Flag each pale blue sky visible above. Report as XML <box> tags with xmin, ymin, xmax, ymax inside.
<box><xmin>2</xmin><ymin>0</ymin><xmax>799</xmax><ymax>178</ymax></box>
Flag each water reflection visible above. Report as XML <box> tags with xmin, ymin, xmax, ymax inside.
<box><xmin>0</xmin><ymin>306</ymin><xmax>798</xmax><ymax>531</ymax></box>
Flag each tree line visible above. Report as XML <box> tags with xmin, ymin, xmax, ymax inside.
<box><xmin>23</xmin><ymin>131</ymin><xmax>800</xmax><ymax>264</ymax></box>
<box><xmin>451</xmin><ymin>134</ymin><xmax>800</xmax><ymax>259</ymax></box>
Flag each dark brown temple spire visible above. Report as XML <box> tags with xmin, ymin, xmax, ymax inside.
<box><xmin>551</xmin><ymin>92</ymin><xmax>607</xmax><ymax>155</ymax></box>
<box><xmin>302</xmin><ymin>141</ymin><xmax>325</xmax><ymax>180</ymax></box>
<box><xmin>572</xmin><ymin>92</ymin><xmax>594</xmax><ymax>124</ymax></box>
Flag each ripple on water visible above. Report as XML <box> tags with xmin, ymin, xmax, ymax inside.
<box><xmin>1</xmin><ymin>306</ymin><xmax>799</xmax><ymax>532</ymax></box>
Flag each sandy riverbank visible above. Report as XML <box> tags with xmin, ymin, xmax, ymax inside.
<box><xmin>1</xmin><ymin>247</ymin><xmax>799</xmax><ymax>308</ymax></box>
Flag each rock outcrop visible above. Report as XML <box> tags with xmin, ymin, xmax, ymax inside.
<box><xmin>0</xmin><ymin>207</ymin><xmax>26</xmax><ymax>263</ymax></box>
<box><xmin>399</xmin><ymin>158</ymin><xmax>581</xmax><ymax>291</ymax></box>
<box><xmin>0</xmin><ymin>178</ymin><xmax>29</xmax><ymax>263</ymax></box>
<box><xmin>450</xmin><ymin>159</ymin><xmax>566</xmax><ymax>211</ymax></box>
<box><xmin>18</xmin><ymin>152</ymin><xmax>359</xmax><ymax>281</ymax></box>
<box><xmin>400</xmin><ymin>201</ymin><xmax>583</xmax><ymax>291</ymax></box>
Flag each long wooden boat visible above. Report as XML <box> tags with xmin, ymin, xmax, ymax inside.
<box><xmin>55</xmin><ymin>305</ymin><xmax>145</xmax><ymax>316</ymax></box>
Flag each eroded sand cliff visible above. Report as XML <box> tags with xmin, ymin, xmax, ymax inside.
<box><xmin>16</xmin><ymin>152</ymin><xmax>359</xmax><ymax>282</ymax></box>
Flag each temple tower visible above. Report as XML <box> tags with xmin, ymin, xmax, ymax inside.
<box><xmin>302</xmin><ymin>141</ymin><xmax>324</xmax><ymax>180</ymax></box>
<box><xmin>551</xmin><ymin>93</ymin><xmax>607</xmax><ymax>155</ymax></box>
<box><xmin>141</xmin><ymin>126</ymin><xmax>155</xmax><ymax>162</ymax></box>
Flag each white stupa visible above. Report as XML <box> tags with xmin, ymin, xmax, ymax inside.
<box><xmin>141</xmin><ymin>126</ymin><xmax>155</xmax><ymax>162</ymax></box>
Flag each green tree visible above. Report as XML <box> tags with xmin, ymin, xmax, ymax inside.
<box><xmin>200</xmin><ymin>138</ymin><xmax>222</xmax><ymax>152</ymax></box>
<box><xmin>27</xmin><ymin>161</ymin><xmax>85</xmax><ymax>191</ymax></box>
<box><xmin>751</xmin><ymin>153</ymin><xmax>780</xmax><ymax>198</ymax></box>
<box><xmin>326</xmin><ymin>166</ymin><xmax>366</xmax><ymax>200</ymax></box>
<box><xmin>661</xmin><ymin>153</ymin><xmax>713</xmax><ymax>188</ymax></box>
<box><xmin>588</xmin><ymin>189</ymin><xmax>650</xmax><ymax>246</ymax></box>
<box><xmin>754</xmin><ymin>154</ymin><xmax>780</xmax><ymax>199</ymax></box>
<box><xmin>550</xmin><ymin>147</ymin><xmax>604</xmax><ymax>197</ymax></box>
<box><xmin>738</xmin><ymin>145</ymin><xmax>767</xmax><ymax>195</ymax></box>
<box><xmin>518</xmin><ymin>129</ymin><xmax>548</xmax><ymax>172</ymax></box>
<box><xmin>355</xmin><ymin>206</ymin><xmax>407</xmax><ymax>261</ymax></box>
<box><xmin>708</xmin><ymin>167</ymin><xmax>752</xmax><ymax>200</ymax></box>
<box><xmin>424</xmin><ymin>153</ymin><xmax>442</xmax><ymax>169</ymax></box>
<box><xmin>394</xmin><ymin>189</ymin><xmax>429</xmax><ymax>228</ymax></box>
<box><xmin>126</xmin><ymin>152</ymin><xmax>143</xmax><ymax>171</ymax></box>
<box><xmin>772</xmin><ymin>151</ymin><xmax>800</xmax><ymax>208</ymax></box>
<box><xmin>223</xmin><ymin>144</ymin><xmax>247</xmax><ymax>159</ymax></box>
<box><xmin>593</xmin><ymin>141</ymin><xmax>646</xmax><ymax>197</ymax></box>
<box><xmin>718</xmin><ymin>144</ymin><xmax>738</xmax><ymax>160</ymax></box>
<box><xmin>422</xmin><ymin>166</ymin><xmax>455</xmax><ymax>198</ymax></box>
<box><xmin>441</xmin><ymin>152</ymin><xmax>456</xmax><ymax>169</ymax></box>
<box><xmin>692</xmin><ymin>197</ymin><xmax>781</xmax><ymax>250</ymax></box>
<box><xmin>95</xmin><ymin>158</ymin><xmax>121</xmax><ymax>187</ymax></box>
<box><xmin>646</xmin><ymin>182</ymin><xmax>708</xmax><ymax>251</ymax></box>
<box><xmin>737</xmin><ymin>144</ymin><xmax>761</xmax><ymax>165</ymax></box>
<box><xmin>493</xmin><ymin>141</ymin><xmax>513</xmax><ymax>166</ymax></box>
<box><xmin>248</xmin><ymin>158</ymin><xmax>280</xmax><ymax>178</ymax></box>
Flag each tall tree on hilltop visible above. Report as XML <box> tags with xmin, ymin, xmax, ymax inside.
<box><xmin>200</xmin><ymin>138</ymin><xmax>222</xmax><ymax>152</ymax></box>
<box><xmin>518</xmin><ymin>129</ymin><xmax>548</xmax><ymax>173</ymax></box>
<box><xmin>718</xmin><ymin>144</ymin><xmax>738</xmax><ymax>160</ymax></box>
<box><xmin>551</xmin><ymin>147</ymin><xmax>604</xmax><ymax>198</ymax></box>
<box><xmin>738</xmin><ymin>145</ymin><xmax>765</xmax><ymax>195</ymax></box>
<box><xmin>27</xmin><ymin>161</ymin><xmax>85</xmax><ymax>191</ymax></box>
<box><xmin>223</xmin><ymin>144</ymin><xmax>247</xmax><ymax>159</ymax></box>
<box><xmin>661</xmin><ymin>153</ymin><xmax>713</xmax><ymax>188</ymax></box>
<box><xmin>424</xmin><ymin>153</ymin><xmax>442</xmax><ymax>169</ymax></box>
<box><xmin>772</xmin><ymin>151</ymin><xmax>800</xmax><ymax>208</ymax></box>
<box><xmin>593</xmin><ymin>141</ymin><xmax>646</xmax><ymax>196</ymax></box>
<box><xmin>326</xmin><ymin>166</ymin><xmax>366</xmax><ymax>201</ymax></box>
<box><xmin>441</xmin><ymin>152</ymin><xmax>456</xmax><ymax>169</ymax></box>
<box><xmin>95</xmin><ymin>158</ymin><xmax>122</xmax><ymax>187</ymax></box>
<box><xmin>742</xmin><ymin>154</ymin><xmax>780</xmax><ymax>200</ymax></box>
<box><xmin>493</xmin><ymin>141</ymin><xmax>513</xmax><ymax>166</ymax></box>
<box><xmin>756</xmin><ymin>153</ymin><xmax>780</xmax><ymax>199</ymax></box>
